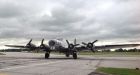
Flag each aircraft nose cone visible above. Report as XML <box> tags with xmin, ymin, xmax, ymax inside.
<box><xmin>49</xmin><ymin>40</ymin><xmax>55</xmax><ymax>46</ymax></box>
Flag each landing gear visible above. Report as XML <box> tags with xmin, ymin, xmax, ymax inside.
<box><xmin>65</xmin><ymin>53</ymin><xmax>70</xmax><ymax>57</ymax></box>
<box><xmin>45</xmin><ymin>52</ymin><xmax>50</xmax><ymax>59</ymax></box>
<box><xmin>72</xmin><ymin>51</ymin><xmax>77</xmax><ymax>59</ymax></box>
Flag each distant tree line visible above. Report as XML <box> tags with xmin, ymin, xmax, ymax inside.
<box><xmin>115</xmin><ymin>48</ymin><xmax>140</xmax><ymax>52</ymax></box>
<box><xmin>100</xmin><ymin>48</ymin><xmax>140</xmax><ymax>52</ymax></box>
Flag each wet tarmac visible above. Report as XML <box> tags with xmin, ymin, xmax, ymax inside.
<box><xmin>0</xmin><ymin>52</ymin><xmax>140</xmax><ymax>75</ymax></box>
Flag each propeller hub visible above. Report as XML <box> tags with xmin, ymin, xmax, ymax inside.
<box><xmin>40</xmin><ymin>44</ymin><xmax>44</xmax><ymax>48</ymax></box>
<box><xmin>69</xmin><ymin>44</ymin><xmax>74</xmax><ymax>49</ymax></box>
<box><xmin>26</xmin><ymin>44</ymin><xmax>31</xmax><ymax>47</ymax></box>
<box><xmin>87</xmin><ymin>43</ymin><xmax>93</xmax><ymax>48</ymax></box>
<box><xmin>66</xmin><ymin>39</ymin><xmax>79</xmax><ymax>50</ymax></box>
<box><xmin>82</xmin><ymin>40</ymin><xmax>98</xmax><ymax>53</ymax></box>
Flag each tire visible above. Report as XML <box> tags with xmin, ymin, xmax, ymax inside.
<box><xmin>65</xmin><ymin>53</ymin><xmax>70</xmax><ymax>57</ymax></box>
<box><xmin>45</xmin><ymin>52</ymin><xmax>50</xmax><ymax>59</ymax></box>
<box><xmin>73</xmin><ymin>52</ymin><xmax>77</xmax><ymax>59</ymax></box>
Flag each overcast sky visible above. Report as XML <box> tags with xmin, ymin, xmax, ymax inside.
<box><xmin>0</xmin><ymin>0</ymin><xmax>140</xmax><ymax>48</ymax></box>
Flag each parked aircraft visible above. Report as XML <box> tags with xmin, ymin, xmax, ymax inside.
<box><xmin>5</xmin><ymin>39</ymin><xmax>140</xmax><ymax>59</ymax></box>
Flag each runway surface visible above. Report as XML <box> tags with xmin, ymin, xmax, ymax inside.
<box><xmin>0</xmin><ymin>52</ymin><xmax>140</xmax><ymax>75</ymax></box>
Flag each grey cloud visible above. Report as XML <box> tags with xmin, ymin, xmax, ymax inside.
<box><xmin>0</xmin><ymin>4</ymin><xmax>21</xmax><ymax>18</ymax></box>
<box><xmin>42</xmin><ymin>8</ymin><xmax>84</xmax><ymax>25</ymax></box>
<box><xmin>0</xmin><ymin>0</ymin><xmax>139</xmax><ymax>43</ymax></box>
<box><xmin>30</xmin><ymin>6</ymin><xmax>85</xmax><ymax>33</ymax></box>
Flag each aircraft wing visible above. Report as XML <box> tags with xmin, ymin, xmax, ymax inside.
<box><xmin>5</xmin><ymin>45</ymin><xmax>25</xmax><ymax>48</ymax></box>
<box><xmin>94</xmin><ymin>44</ymin><xmax>140</xmax><ymax>50</ymax></box>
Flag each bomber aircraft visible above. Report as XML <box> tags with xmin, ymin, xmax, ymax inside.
<box><xmin>5</xmin><ymin>39</ymin><xmax>140</xmax><ymax>59</ymax></box>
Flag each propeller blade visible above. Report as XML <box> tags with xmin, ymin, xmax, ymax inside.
<box><xmin>82</xmin><ymin>42</ymin><xmax>87</xmax><ymax>45</ymax></box>
<box><xmin>92</xmin><ymin>40</ymin><xmax>98</xmax><ymax>44</ymax></box>
<box><xmin>41</xmin><ymin>39</ymin><xmax>44</xmax><ymax>44</ymax></box>
<box><xmin>67</xmin><ymin>39</ymin><xmax>79</xmax><ymax>50</ymax></box>
<box><xmin>74</xmin><ymin>38</ymin><xmax>80</xmax><ymax>46</ymax></box>
<box><xmin>66</xmin><ymin>40</ymin><xmax>70</xmax><ymax>45</ymax></box>
<box><xmin>28</xmin><ymin>39</ymin><xmax>32</xmax><ymax>44</ymax></box>
<box><xmin>75</xmin><ymin>44</ymin><xmax>80</xmax><ymax>46</ymax></box>
<box><xmin>74</xmin><ymin>38</ymin><xmax>76</xmax><ymax>45</ymax></box>
<box><xmin>26</xmin><ymin>39</ymin><xmax>32</xmax><ymax>46</ymax></box>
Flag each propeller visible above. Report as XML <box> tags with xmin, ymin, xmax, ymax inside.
<box><xmin>74</xmin><ymin>38</ymin><xmax>80</xmax><ymax>46</ymax></box>
<box><xmin>41</xmin><ymin>38</ymin><xmax>44</xmax><ymax>45</ymax></box>
<box><xmin>25</xmin><ymin>39</ymin><xmax>37</xmax><ymax>51</ymax></box>
<box><xmin>66</xmin><ymin>38</ymin><xmax>79</xmax><ymax>50</ymax></box>
<box><xmin>26</xmin><ymin>39</ymin><xmax>32</xmax><ymax>47</ymax></box>
<box><xmin>82</xmin><ymin>42</ymin><xmax>87</xmax><ymax>45</ymax></box>
<box><xmin>92</xmin><ymin>40</ymin><xmax>98</xmax><ymax>44</ymax></box>
<box><xmin>39</xmin><ymin>39</ymin><xmax>50</xmax><ymax>51</ymax></box>
<box><xmin>82</xmin><ymin>40</ymin><xmax>98</xmax><ymax>52</ymax></box>
<box><xmin>29</xmin><ymin>39</ymin><xmax>32</xmax><ymax>44</ymax></box>
<box><xmin>40</xmin><ymin>38</ymin><xmax>45</xmax><ymax>49</ymax></box>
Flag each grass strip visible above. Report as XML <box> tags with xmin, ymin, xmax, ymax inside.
<box><xmin>96</xmin><ymin>67</ymin><xmax>140</xmax><ymax>75</ymax></box>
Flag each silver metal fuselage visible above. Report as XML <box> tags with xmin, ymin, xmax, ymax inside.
<box><xmin>48</xmin><ymin>39</ymin><xmax>65</xmax><ymax>51</ymax></box>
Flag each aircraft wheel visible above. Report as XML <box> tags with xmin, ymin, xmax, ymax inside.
<box><xmin>73</xmin><ymin>52</ymin><xmax>77</xmax><ymax>59</ymax></box>
<box><xmin>45</xmin><ymin>52</ymin><xmax>50</xmax><ymax>59</ymax></box>
<box><xmin>65</xmin><ymin>53</ymin><xmax>70</xmax><ymax>57</ymax></box>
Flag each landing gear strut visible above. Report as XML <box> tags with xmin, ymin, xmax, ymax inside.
<box><xmin>45</xmin><ymin>52</ymin><xmax>50</xmax><ymax>59</ymax></box>
<box><xmin>72</xmin><ymin>51</ymin><xmax>77</xmax><ymax>59</ymax></box>
<box><xmin>65</xmin><ymin>53</ymin><xmax>70</xmax><ymax>57</ymax></box>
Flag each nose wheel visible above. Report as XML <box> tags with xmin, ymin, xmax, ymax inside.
<box><xmin>45</xmin><ymin>52</ymin><xmax>50</xmax><ymax>59</ymax></box>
